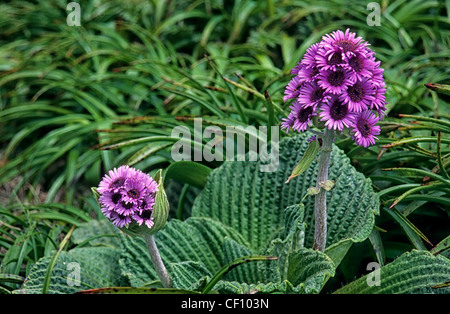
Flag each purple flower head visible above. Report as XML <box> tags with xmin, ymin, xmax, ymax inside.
<box><xmin>340</xmin><ymin>78</ymin><xmax>375</xmax><ymax>112</ymax></box>
<box><xmin>97</xmin><ymin>165</ymin><xmax>158</xmax><ymax>229</ymax></box>
<box><xmin>301</xmin><ymin>42</ymin><xmax>321</xmax><ymax>68</ymax></box>
<box><xmin>282</xmin><ymin>28</ymin><xmax>386</xmax><ymax>147</ymax></box>
<box><xmin>298</xmin><ymin>81</ymin><xmax>328</xmax><ymax>107</ymax></box>
<box><xmin>319</xmin><ymin>96</ymin><xmax>355</xmax><ymax>131</ymax></box>
<box><xmin>321</xmin><ymin>29</ymin><xmax>368</xmax><ymax>60</ymax></box>
<box><xmin>352</xmin><ymin>110</ymin><xmax>381</xmax><ymax>148</ymax></box>
<box><xmin>282</xmin><ymin>100</ymin><xmax>317</xmax><ymax>133</ymax></box>
<box><xmin>315</xmin><ymin>49</ymin><xmax>346</xmax><ymax>71</ymax></box>
<box><xmin>283</xmin><ymin>75</ymin><xmax>303</xmax><ymax>102</ymax></box>
<box><xmin>317</xmin><ymin>67</ymin><xmax>353</xmax><ymax>95</ymax></box>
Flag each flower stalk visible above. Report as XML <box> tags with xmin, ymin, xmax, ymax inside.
<box><xmin>313</xmin><ymin>129</ymin><xmax>335</xmax><ymax>252</ymax></box>
<box><xmin>144</xmin><ymin>234</ymin><xmax>172</xmax><ymax>288</ymax></box>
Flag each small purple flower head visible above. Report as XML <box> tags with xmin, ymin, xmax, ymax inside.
<box><xmin>319</xmin><ymin>96</ymin><xmax>355</xmax><ymax>131</ymax></box>
<box><xmin>282</xmin><ymin>28</ymin><xmax>386</xmax><ymax>147</ymax></box>
<box><xmin>298</xmin><ymin>81</ymin><xmax>328</xmax><ymax>107</ymax></box>
<box><xmin>340</xmin><ymin>78</ymin><xmax>375</xmax><ymax>112</ymax></box>
<box><xmin>321</xmin><ymin>29</ymin><xmax>368</xmax><ymax>60</ymax></box>
<box><xmin>97</xmin><ymin>165</ymin><xmax>158</xmax><ymax>229</ymax></box>
<box><xmin>317</xmin><ymin>67</ymin><xmax>353</xmax><ymax>95</ymax></box>
<box><xmin>352</xmin><ymin>110</ymin><xmax>381</xmax><ymax>148</ymax></box>
<box><xmin>283</xmin><ymin>75</ymin><xmax>303</xmax><ymax>102</ymax></box>
<box><xmin>282</xmin><ymin>100</ymin><xmax>317</xmax><ymax>133</ymax></box>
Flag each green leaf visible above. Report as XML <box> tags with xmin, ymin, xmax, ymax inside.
<box><xmin>71</xmin><ymin>219</ymin><xmax>121</xmax><ymax>249</ymax></box>
<box><xmin>15</xmin><ymin>247</ymin><xmax>127</xmax><ymax>294</ymax></box>
<box><xmin>201</xmin><ymin>255</ymin><xmax>278</xmax><ymax>294</ymax></box>
<box><xmin>192</xmin><ymin>132</ymin><xmax>379</xmax><ymax>251</ymax></box>
<box><xmin>170</xmin><ymin>261</ymin><xmax>212</xmax><ymax>290</ymax></box>
<box><xmin>42</xmin><ymin>225</ymin><xmax>76</xmax><ymax>294</ymax></box>
<box><xmin>118</xmin><ymin>217</ymin><xmax>249</xmax><ymax>288</ymax></box>
<box><xmin>431</xmin><ymin>234</ymin><xmax>450</xmax><ymax>256</ymax></box>
<box><xmin>334</xmin><ymin>250</ymin><xmax>450</xmax><ymax>294</ymax></box>
<box><xmin>285</xmin><ymin>139</ymin><xmax>320</xmax><ymax>183</ymax></box>
<box><xmin>286</xmin><ymin>248</ymin><xmax>335</xmax><ymax>293</ymax></box>
<box><xmin>425</xmin><ymin>83</ymin><xmax>450</xmax><ymax>96</ymax></box>
<box><xmin>164</xmin><ymin>161</ymin><xmax>212</xmax><ymax>189</ymax></box>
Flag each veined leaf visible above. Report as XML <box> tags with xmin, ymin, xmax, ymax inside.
<box><xmin>334</xmin><ymin>250</ymin><xmax>450</xmax><ymax>294</ymax></box>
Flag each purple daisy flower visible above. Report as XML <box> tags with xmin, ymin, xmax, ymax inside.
<box><xmin>301</xmin><ymin>42</ymin><xmax>321</xmax><ymax>68</ymax></box>
<box><xmin>340</xmin><ymin>78</ymin><xmax>375</xmax><ymax>112</ymax></box>
<box><xmin>132</xmin><ymin>209</ymin><xmax>155</xmax><ymax>229</ymax></box>
<box><xmin>319</xmin><ymin>96</ymin><xmax>355</xmax><ymax>131</ymax></box>
<box><xmin>109</xmin><ymin>212</ymin><xmax>132</xmax><ymax>229</ymax></box>
<box><xmin>97</xmin><ymin>165</ymin><xmax>132</xmax><ymax>194</ymax></box>
<box><xmin>122</xmin><ymin>178</ymin><xmax>146</xmax><ymax>204</ymax></box>
<box><xmin>370</xmin><ymin>85</ymin><xmax>387</xmax><ymax>112</ymax></box>
<box><xmin>283</xmin><ymin>75</ymin><xmax>303</xmax><ymax>102</ymax></box>
<box><xmin>297</xmin><ymin>66</ymin><xmax>320</xmax><ymax>82</ymax></box>
<box><xmin>281</xmin><ymin>115</ymin><xmax>295</xmax><ymax>134</ymax></box>
<box><xmin>298</xmin><ymin>81</ymin><xmax>328</xmax><ymax>107</ymax></box>
<box><xmin>321</xmin><ymin>28</ymin><xmax>368</xmax><ymax>60</ymax></box>
<box><xmin>291</xmin><ymin>62</ymin><xmax>302</xmax><ymax>75</ymax></box>
<box><xmin>352</xmin><ymin>110</ymin><xmax>381</xmax><ymax>147</ymax></box>
<box><xmin>370</xmin><ymin>62</ymin><xmax>385</xmax><ymax>87</ymax></box>
<box><xmin>116</xmin><ymin>200</ymin><xmax>137</xmax><ymax>216</ymax></box>
<box><xmin>317</xmin><ymin>67</ymin><xmax>353</xmax><ymax>95</ymax></box>
<box><xmin>288</xmin><ymin>100</ymin><xmax>317</xmax><ymax>132</ymax></box>
<box><xmin>315</xmin><ymin>48</ymin><xmax>346</xmax><ymax>71</ymax></box>
<box><xmin>346</xmin><ymin>51</ymin><xmax>375</xmax><ymax>81</ymax></box>
<box><xmin>99</xmin><ymin>190</ymin><xmax>122</xmax><ymax>212</ymax></box>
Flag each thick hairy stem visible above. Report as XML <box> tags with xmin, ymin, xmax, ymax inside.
<box><xmin>144</xmin><ymin>234</ymin><xmax>172</xmax><ymax>288</ymax></box>
<box><xmin>314</xmin><ymin>129</ymin><xmax>335</xmax><ymax>252</ymax></box>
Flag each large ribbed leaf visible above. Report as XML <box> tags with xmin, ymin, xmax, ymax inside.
<box><xmin>118</xmin><ymin>217</ymin><xmax>249</xmax><ymax>287</ymax></box>
<box><xmin>334</xmin><ymin>250</ymin><xmax>450</xmax><ymax>294</ymax></box>
<box><xmin>15</xmin><ymin>247</ymin><xmax>127</xmax><ymax>294</ymax></box>
<box><xmin>191</xmin><ymin>132</ymin><xmax>379</xmax><ymax>252</ymax></box>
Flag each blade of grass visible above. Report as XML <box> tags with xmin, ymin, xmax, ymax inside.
<box><xmin>437</xmin><ymin>131</ymin><xmax>450</xmax><ymax>180</ymax></box>
<box><xmin>205</xmin><ymin>54</ymin><xmax>248</xmax><ymax>124</ymax></box>
<box><xmin>42</xmin><ymin>225</ymin><xmax>76</xmax><ymax>294</ymax></box>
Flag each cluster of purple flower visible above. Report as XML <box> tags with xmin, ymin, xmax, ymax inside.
<box><xmin>281</xmin><ymin>29</ymin><xmax>387</xmax><ymax>147</ymax></box>
<box><xmin>97</xmin><ymin>165</ymin><xmax>158</xmax><ymax>228</ymax></box>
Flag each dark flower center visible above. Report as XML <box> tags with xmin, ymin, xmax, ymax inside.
<box><xmin>327</xmin><ymin>70</ymin><xmax>345</xmax><ymax>87</ymax></box>
<box><xmin>330</xmin><ymin>100</ymin><xmax>348</xmax><ymax>120</ymax></box>
<box><xmin>297</xmin><ymin>106</ymin><xmax>314</xmax><ymax>123</ymax></box>
<box><xmin>349</xmin><ymin>56</ymin><xmax>363</xmax><ymax>73</ymax></box>
<box><xmin>327</xmin><ymin>52</ymin><xmax>345</xmax><ymax>66</ymax></box>
<box><xmin>121</xmin><ymin>201</ymin><xmax>134</xmax><ymax>210</ymax></box>
<box><xmin>348</xmin><ymin>83</ymin><xmax>365</xmax><ymax>102</ymax></box>
<box><xmin>117</xmin><ymin>214</ymin><xmax>127</xmax><ymax>220</ymax></box>
<box><xmin>140</xmin><ymin>210</ymin><xmax>152</xmax><ymax>220</ymax></box>
<box><xmin>336</xmin><ymin>40</ymin><xmax>357</xmax><ymax>53</ymax></box>
<box><xmin>357</xmin><ymin>120</ymin><xmax>372</xmax><ymax>137</ymax></box>
<box><xmin>127</xmin><ymin>188</ymin><xmax>140</xmax><ymax>199</ymax></box>
<box><xmin>110</xmin><ymin>177</ymin><xmax>125</xmax><ymax>189</ymax></box>
<box><xmin>310</xmin><ymin>87</ymin><xmax>325</xmax><ymax>103</ymax></box>
<box><xmin>111</xmin><ymin>193</ymin><xmax>121</xmax><ymax>204</ymax></box>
